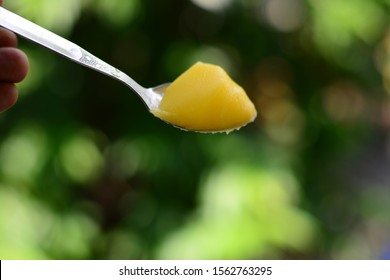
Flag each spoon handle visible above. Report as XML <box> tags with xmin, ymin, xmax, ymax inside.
<box><xmin>0</xmin><ymin>7</ymin><xmax>144</xmax><ymax>92</ymax></box>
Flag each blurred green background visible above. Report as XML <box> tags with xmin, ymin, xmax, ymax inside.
<box><xmin>1</xmin><ymin>0</ymin><xmax>390</xmax><ymax>259</ymax></box>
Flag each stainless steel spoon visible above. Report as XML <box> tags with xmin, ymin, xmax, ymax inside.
<box><xmin>0</xmin><ymin>7</ymin><xmax>167</xmax><ymax>111</ymax></box>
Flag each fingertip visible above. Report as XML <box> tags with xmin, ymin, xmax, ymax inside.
<box><xmin>0</xmin><ymin>47</ymin><xmax>29</xmax><ymax>83</ymax></box>
<box><xmin>0</xmin><ymin>83</ymin><xmax>18</xmax><ymax>113</ymax></box>
<box><xmin>0</xmin><ymin>27</ymin><xmax>18</xmax><ymax>48</ymax></box>
<box><xmin>15</xmin><ymin>48</ymin><xmax>30</xmax><ymax>82</ymax></box>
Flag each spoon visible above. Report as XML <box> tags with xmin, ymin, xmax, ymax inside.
<box><xmin>0</xmin><ymin>7</ymin><xmax>166</xmax><ymax>111</ymax></box>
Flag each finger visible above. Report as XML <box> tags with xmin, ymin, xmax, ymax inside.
<box><xmin>0</xmin><ymin>27</ymin><xmax>18</xmax><ymax>47</ymax></box>
<box><xmin>0</xmin><ymin>47</ymin><xmax>29</xmax><ymax>82</ymax></box>
<box><xmin>0</xmin><ymin>82</ymin><xmax>18</xmax><ymax>112</ymax></box>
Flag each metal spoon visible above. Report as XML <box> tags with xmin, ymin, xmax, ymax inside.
<box><xmin>0</xmin><ymin>7</ymin><xmax>166</xmax><ymax>111</ymax></box>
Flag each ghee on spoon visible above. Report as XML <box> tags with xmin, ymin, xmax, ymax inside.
<box><xmin>152</xmin><ymin>62</ymin><xmax>257</xmax><ymax>132</ymax></box>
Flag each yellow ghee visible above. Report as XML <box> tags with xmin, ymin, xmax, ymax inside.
<box><xmin>151</xmin><ymin>62</ymin><xmax>257</xmax><ymax>132</ymax></box>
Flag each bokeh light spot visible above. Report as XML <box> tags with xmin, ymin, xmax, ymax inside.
<box><xmin>59</xmin><ymin>133</ymin><xmax>104</xmax><ymax>184</ymax></box>
<box><xmin>191</xmin><ymin>0</ymin><xmax>234</xmax><ymax>12</ymax></box>
<box><xmin>0</xmin><ymin>124</ymin><xmax>48</xmax><ymax>185</ymax></box>
<box><xmin>262</xmin><ymin>0</ymin><xmax>306</xmax><ymax>32</ymax></box>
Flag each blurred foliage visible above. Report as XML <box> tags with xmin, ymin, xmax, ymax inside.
<box><xmin>1</xmin><ymin>0</ymin><xmax>390</xmax><ymax>259</ymax></box>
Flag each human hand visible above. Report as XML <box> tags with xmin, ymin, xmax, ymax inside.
<box><xmin>0</xmin><ymin>0</ymin><xmax>29</xmax><ymax>112</ymax></box>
